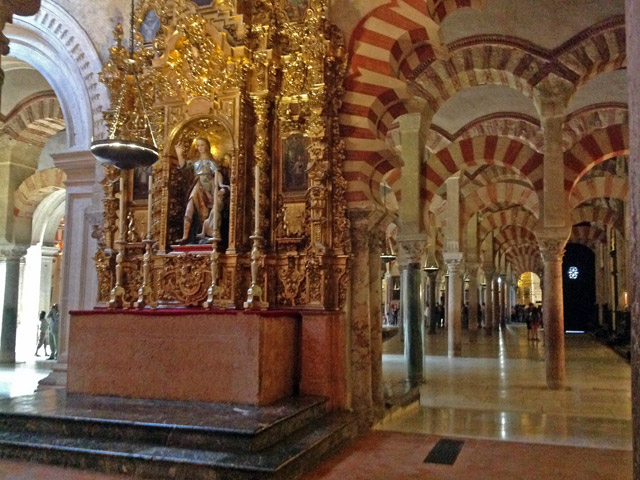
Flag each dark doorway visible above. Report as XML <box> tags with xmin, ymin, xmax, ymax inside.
<box><xmin>562</xmin><ymin>243</ymin><xmax>596</xmax><ymax>331</ymax></box>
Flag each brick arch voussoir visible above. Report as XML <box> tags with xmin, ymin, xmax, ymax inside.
<box><xmin>428</xmin><ymin>0</ymin><xmax>485</xmax><ymax>23</ymax></box>
<box><xmin>569</xmin><ymin>176</ymin><xmax>628</xmax><ymax>209</ymax></box>
<box><xmin>571</xmin><ymin>205</ymin><xmax>623</xmax><ymax>231</ymax></box>
<box><xmin>426</xmin><ymin>136</ymin><xmax>542</xmax><ymax>200</ymax></box>
<box><xmin>569</xmin><ymin>225</ymin><xmax>607</xmax><ymax>250</ymax></box>
<box><xmin>411</xmin><ymin>42</ymin><xmax>545</xmax><ymax>108</ymax></box>
<box><xmin>555</xmin><ymin>17</ymin><xmax>626</xmax><ymax>87</ymax></box>
<box><xmin>563</xmin><ymin>105</ymin><xmax>628</xmax><ymax>152</ymax></box>
<box><xmin>478</xmin><ymin>208</ymin><xmax>539</xmax><ymax>240</ymax></box>
<box><xmin>564</xmin><ymin>124</ymin><xmax>629</xmax><ymax>189</ymax></box>
<box><xmin>13</xmin><ymin>167</ymin><xmax>67</xmax><ymax>218</ymax></box>
<box><xmin>461</xmin><ymin>178</ymin><xmax>539</xmax><ymax>220</ymax></box>
<box><xmin>1</xmin><ymin>93</ymin><xmax>65</xmax><ymax>145</ymax></box>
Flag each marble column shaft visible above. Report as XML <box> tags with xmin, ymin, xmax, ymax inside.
<box><xmin>0</xmin><ymin>248</ymin><xmax>26</xmax><ymax>363</ymax></box>
<box><xmin>402</xmin><ymin>263</ymin><xmax>423</xmax><ymax>384</ymax></box>
<box><xmin>445</xmin><ymin>254</ymin><xmax>463</xmax><ymax>357</ymax></box>
<box><xmin>540</xmin><ymin>242</ymin><xmax>567</xmax><ymax>389</ymax></box>
<box><xmin>468</xmin><ymin>266</ymin><xmax>479</xmax><ymax>330</ymax></box>
<box><xmin>398</xmin><ymin>236</ymin><xmax>426</xmax><ymax>387</ymax></box>
<box><xmin>427</xmin><ymin>270</ymin><xmax>439</xmax><ymax>334</ymax></box>
<box><xmin>368</xmin><ymin>234</ymin><xmax>384</xmax><ymax>419</ymax></box>
<box><xmin>348</xmin><ymin>216</ymin><xmax>373</xmax><ymax>425</ymax></box>
<box><xmin>484</xmin><ymin>270</ymin><xmax>495</xmax><ymax>334</ymax></box>
<box><xmin>492</xmin><ymin>275</ymin><xmax>500</xmax><ymax>330</ymax></box>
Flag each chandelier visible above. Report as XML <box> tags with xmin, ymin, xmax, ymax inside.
<box><xmin>90</xmin><ymin>0</ymin><xmax>158</xmax><ymax>170</ymax></box>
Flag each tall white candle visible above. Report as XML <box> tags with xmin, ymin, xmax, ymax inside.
<box><xmin>254</xmin><ymin>165</ymin><xmax>260</xmax><ymax>235</ymax></box>
<box><xmin>147</xmin><ymin>173</ymin><xmax>153</xmax><ymax>237</ymax></box>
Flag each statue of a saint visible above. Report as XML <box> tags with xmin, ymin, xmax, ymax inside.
<box><xmin>175</xmin><ymin>137</ymin><xmax>228</xmax><ymax>244</ymax></box>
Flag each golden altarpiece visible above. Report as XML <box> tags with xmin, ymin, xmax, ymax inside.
<box><xmin>94</xmin><ymin>0</ymin><xmax>350</xmax><ymax>312</ymax></box>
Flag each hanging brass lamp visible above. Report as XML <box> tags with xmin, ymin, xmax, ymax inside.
<box><xmin>90</xmin><ymin>0</ymin><xmax>158</xmax><ymax>170</ymax></box>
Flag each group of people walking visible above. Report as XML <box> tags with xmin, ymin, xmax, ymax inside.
<box><xmin>34</xmin><ymin>303</ymin><xmax>59</xmax><ymax>360</ymax></box>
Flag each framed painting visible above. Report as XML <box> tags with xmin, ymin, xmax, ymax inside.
<box><xmin>131</xmin><ymin>165</ymin><xmax>152</xmax><ymax>203</ymax></box>
<box><xmin>282</xmin><ymin>133</ymin><xmax>308</xmax><ymax>194</ymax></box>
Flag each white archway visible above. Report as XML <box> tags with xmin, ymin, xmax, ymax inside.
<box><xmin>5</xmin><ymin>0</ymin><xmax>107</xmax><ymax>149</ymax></box>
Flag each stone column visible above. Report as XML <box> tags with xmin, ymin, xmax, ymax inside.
<box><xmin>348</xmin><ymin>213</ymin><xmax>373</xmax><ymax>426</ymax></box>
<box><xmin>0</xmin><ymin>247</ymin><xmax>27</xmax><ymax>363</ymax></box>
<box><xmin>501</xmin><ymin>275</ymin><xmax>508</xmax><ymax>327</ymax></box>
<box><xmin>426</xmin><ymin>269</ymin><xmax>439</xmax><ymax>334</ymax></box>
<box><xmin>397</xmin><ymin>234</ymin><xmax>426</xmax><ymax>387</ymax></box>
<box><xmin>539</xmin><ymin>236</ymin><xmax>568</xmax><ymax>389</ymax></box>
<box><xmin>39</xmin><ymin>151</ymin><xmax>98</xmax><ymax>389</ymax></box>
<box><xmin>368</xmin><ymin>232</ymin><xmax>384</xmax><ymax>419</ymax></box>
<box><xmin>624</xmin><ymin>2</ymin><xmax>639</xmax><ymax>475</ymax></box>
<box><xmin>484</xmin><ymin>269</ymin><xmax>495</xmax><ymax>334</ymax></box>
<box><xmin>445</xmin><ymin>253</ymin><xmax>463</xmax><ymax>357</ymax></box>
<box><xmin>467</xmin><ymin>263</ymin><xmax>479</xmax><ymax>331</ymax></box>
<box><xmin>394</xmin><ymin>108</ymin><xmax>429</xmax><ymax>387</ymax></box>
<box><xmin>492</xmin><ymin>274</ymin><xmax>500</xmax><ymax>330</ymax></box>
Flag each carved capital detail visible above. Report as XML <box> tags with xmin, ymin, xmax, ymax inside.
<box><xmin>539</xmin><ymin>238</ymin><xmax>566</xmax><ymax>262</ymax></box>
<box><xmin>0</xmin><ymin>246</ymin><xmax>28</xmax><ymax>261</ymax></box>
<box><xmin>396</xmin><ymin>233</ymin><xmax>426</xmax><ymax>268</ymax></box>
<box><xmin>443</xmin><ymin>251</ymin><xmax>463</xmax><ymax>274</ymax></box>
<box><xmin>533</xmin><ymin>74</ymin><xmax>574</xmax><ymax>118</ymax></box>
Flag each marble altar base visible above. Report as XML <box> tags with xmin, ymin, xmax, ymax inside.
<box><xmin>67</xmin><ymin>309</ymin><xmax>299</xmax><ymax>405</ymax></box>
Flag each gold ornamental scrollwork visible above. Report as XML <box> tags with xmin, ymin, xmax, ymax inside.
<box><xmin>94</xmin><ymin>0</ymin><xmax>352</xmax><ymax>312</ymax></box>
<box><xmin>156</xmin><ymin>255</ymin><xmax>211</xmax><ymax>306</ymax></box>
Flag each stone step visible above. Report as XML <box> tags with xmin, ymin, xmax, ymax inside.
<box><xmin>0</xmin><ymin>412</ymin><xmax>357</xmax><ymax>480</ymax></box>
<box><xmin>0</xmin><ymin>391</ymin><xmax>328</xmax><ymax>453</ymax></box>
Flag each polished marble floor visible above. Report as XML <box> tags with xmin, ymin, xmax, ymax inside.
<box><xmin>379</xmin><ymin>324</ymin><xmax>632</xmax><ymax>450</ymax></box>
<box><xmin>0</xmin><ymin>323</ymin><xmax>632</xmax><ymax>479</ymax></box>
<box><xmin>0</xmin><ymin>359</ymin><xmax>51</xmax><ymax>399</ymax></box>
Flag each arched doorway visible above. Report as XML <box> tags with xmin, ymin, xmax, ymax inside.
<box><xmin>16</xmin><ymin>189</ymin><xmax>65</xmax><ymax>361</ymax></box>
<box><xmin>517</xmin><ymin>272</ymin><xmax>542</xmax><ymax>306</ymax></box>
<box><xmin>562</xmin><ymin>243</ymin><xmax>596</xmax><ymax>332</ymax></box>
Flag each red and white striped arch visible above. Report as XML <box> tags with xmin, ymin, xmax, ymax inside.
<box><xmin>13</xmin><ymin>167</ymin><xmax>66</xmax><ymax>218</ymax></box>
<box><xmin>569</xmin><ymin>176</ymin><xmax>628</xmax><ymax>209</ymax></box>
<box><xmin>1</xmin><ymin>92</ymin><xmax>65</xmax><ymax>148</ymax></box>
<box><xmin>563</xmin><ymin>104</ymin><xmax>627</xmax><ymax>152</ymax></box>
<box><xmin>425</xmin><ymin>136</ymin><xmax>543</xmax><ymax>201</ymax></box>
<box><xmin>494</xmin><ymin>226</ymin><xmax>538</xmax><ymax>250</ymax></box>
<box><xmin>411</xmin><ymin>39</ymin><xmax>548</xmax><ymax>108</ymax></box>
<box><xmin>478</xmin><ymin>208</ymin><xmax>539</xmax><ymax>242</ymax></box>
<box><xmin>564</xmin><ymin>124</ymin><xmax>628</xmax><ymax>190</ymax></box>
<box><xmin>571</xmin><ymin>205</ymin><xmax>623</xmax><ymax>232</ymax></box>
<box><xmin>569</xmin><ymin>225</ymin><xmax>607</xmax><ymax>251</ymax></box>
<box><xmin>555</xmin><ymin>16</ymin><xmax>626</xmax><ymax>88</ymax></box>
<box><xmin>427</xmin><ymin>0</ymin><xmax>485</xmax><ymax>23</ymax></box>
<box><xmin>462</xmin><ymin>182</ymin><xmax>540</xmax><ymax>228</ymax></box>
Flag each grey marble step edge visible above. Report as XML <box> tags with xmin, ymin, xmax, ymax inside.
<box><xmin>0</xmin><ymin>399</ymin><xmax>328</xmax><ymax>453</ymax></box>
<box><xmin>0</xmin><ymin>413</ymin><xmax>357</xmax><ymax>480</ymax></box>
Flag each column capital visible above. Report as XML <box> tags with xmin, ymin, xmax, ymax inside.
<box><xmin>536</xmin><ymin>227</ymin><xmax>570</xmax><ymax>262</ymax></box>
<box><xmin>443</xmin><ymin>251</ymin><xmax>463</xmax><ymax>267</ymax></box>
<box><xmin>0</xmin><ymin>246</ymin><xmax>27</xmax><ymax>260</ymax></box>
<box><xmin>396</xmin><ymin>233</ymin><xmax>426</xmax><ymax>268</ymax></box>
<box><xmin>538</xmin><ymin>238</ymin><xmax>567</xmax><ymax>262</ymax></box>
<box><xmin>533</xmin><ymin>74</ymin><xmax>575</xmax><ymax>118</ymax></box>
